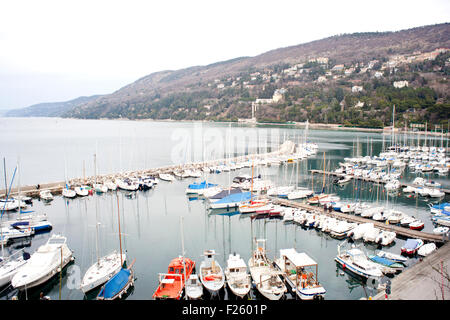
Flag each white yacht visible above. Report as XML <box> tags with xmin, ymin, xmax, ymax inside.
<box><xmin>12</xmin><ymin>234</ymin><xmax>74</xmax><ymax>290</ymax></box>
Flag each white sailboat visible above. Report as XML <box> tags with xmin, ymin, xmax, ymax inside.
<box><xmin>80</xmin><ymin>194</ymin><xmax>125</xmax><ymax>293</ymax></box>
<box><xmin>11</xmin><ymin>234</ymin><xmax>74</xmax><ymax>290</ymax></box>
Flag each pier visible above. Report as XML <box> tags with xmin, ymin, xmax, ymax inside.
<box><xmin>270</xmin><ymin>197</ymin><xmax>447</xmax><ymax>244</ymax></box>
<box><xmin>311</xmin><ymin>169</ymin><xmax>450</xmax><ymax>195</ymax></box>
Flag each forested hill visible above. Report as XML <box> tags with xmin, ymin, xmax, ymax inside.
<box><xmin>10</xmin><ymin>23</ymin><xmax>450</xmax><ymax>128</ymax></box>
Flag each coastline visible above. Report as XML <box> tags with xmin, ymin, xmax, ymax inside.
<box><xmin>2</xmin><ymin>116</ymin><xmax>449</xmax><ymax>136</ymax></box>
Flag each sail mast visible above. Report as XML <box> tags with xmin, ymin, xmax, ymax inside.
<box><xmin>116</xmin><ymin>194</ymin><xmax>123</xmax><ymax>266</ymax></box>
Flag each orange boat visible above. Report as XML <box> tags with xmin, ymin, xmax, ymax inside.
<box><xmin>152</xmin><ymin>256</ymin><xmax>195</xmax><ymax>300</ymax></box>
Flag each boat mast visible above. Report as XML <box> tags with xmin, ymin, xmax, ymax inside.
<box><xmin>116</xmin><ymin>194</ymin><xmax>123</xmax><ymax>266</ymax></box>
<box><xmin>180</xmin><ymin>216</ymin><xmax>187</xmax><ymax>300</ymax></box>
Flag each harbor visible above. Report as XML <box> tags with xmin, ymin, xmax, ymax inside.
<box><xmin>0</xmin><ymin>118</ymin><xmax>449</xmax><ymax>301</ymax></box>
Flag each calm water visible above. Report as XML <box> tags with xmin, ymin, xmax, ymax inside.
<box><xmin>0</xmin><ymin>117</ymin><xmax>448</xmax><ymax>300</ymax></box>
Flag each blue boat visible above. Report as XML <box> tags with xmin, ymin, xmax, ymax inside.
<box><xmin>210</xmin><ymin>192</ymin><xmax>251</xmax><ymax>210</ymax></box>
<box><xmin>10</xmin><ymin>220</ymin><xmax>52</xmax><ymax>232</ymax></box>
<box><xmin>185</xmin><ymin>181</ymin><xmax>218</xmax><ymax>194</ymax></box>
<box><xmin>97</xmin><ymin>260</ymin><xmax>135</xmax><ymax>300</ymax></box>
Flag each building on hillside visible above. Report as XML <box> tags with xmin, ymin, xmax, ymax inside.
<box><xmin>393</xmin><ymin>80</ymin><xmax>408</xmax><ymax>88</ymax></box>
<box><xmin>354</xmin><ymin>101</ymin><xmax>364</xmax><ymax>108</ymax></box>
<box><xmin>352</xmin><ymin>85</ymin><xmax>363</xmax><ymax>93</ymax></box>
<box><xmin>332</xmin><ymin>64</ymin><xmax>344</xmax><ymax>72</ymax></box>
<box><xmin>317</xmin><ymin>76</ymin><xmax>327</xmax><ymax>83</ymax></box>
<box><xmin>255</xmin><ymin>98</ymin><xmax>273</xmax><ymax>104</ymax></box>
<box><xmin>373</xmin><ymin>71</ymin><xmax>383</xmax><ymax>78</ymax></box>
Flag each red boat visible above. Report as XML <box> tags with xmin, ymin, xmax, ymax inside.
<box><xmin>153</xmin><ymin>256</ymin><xmax>195</xmax><ymax>300</ymax></box>
<box><xmin>409</xmin><ymin>220</ymin><xmax>424</xmax><ymax>230</ymax></box>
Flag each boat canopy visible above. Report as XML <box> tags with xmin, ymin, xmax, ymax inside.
<box><xmin>209</xmin><ymin>188</ymin><xmax>242</xmax><ymax>200</ymax></box>
<box><xmin>280</xmin><ymin>248</ymin><xmax>317</xmax><ymax>267</ymax></box>
<box><xmin>98</xmin><ymin>268</ymin><xmax>131</xmax><ymax>299</ymax></box>
<box><xmin>214</xmin><ymin>192</ymin><xmax>251</xmax><ymax>204</ymax></box>
<box><xmin>188</xmin><ymin>181</ymin><xmax>218</xmax><ymax>189</ymax></box>
<box><xmin>403</xmin><ymin>239</ymin><xmax>420</xmax><ymax>249</ymax></box>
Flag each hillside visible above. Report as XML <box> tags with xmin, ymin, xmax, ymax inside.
<box><xmin>5</xmin><ymin>95</ymin><xmax>102</xmax><ymax>118</ymax></box>
<box><xmin>14</xmin><ymin>23</ymin><xmax>450</xmax><ymax>128</ymax></box>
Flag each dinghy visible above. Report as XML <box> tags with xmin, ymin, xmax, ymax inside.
<box><xmin>401</xmin><ymin>239</ymin><xmax>424</xmax><ymax>255</ymax></box>
<box><xmin>185</xmin><ymin>274</ymin><xmax>203</xmax><ymax>300</ymax></box>
<box><xmin>417</xmin><ymin>243</ymin><xmax>437</xmax><ymax>257</ymax></box>
<box><xmin>97</xmin><ymin>259</ymin><xmax>135</xmax><ymax>300</ymax></box>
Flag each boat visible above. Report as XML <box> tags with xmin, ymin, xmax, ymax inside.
<box><xmin>376</xmin><ymin>251</ymin><xmax>408</xmax><ymax>263</ymax></box>
<box><xmin>224</xmin><ymin>253</ymin><xmax>251</xmax><ymax>299</ymax></box>
<box><xmin>417</xmin><ymin>243</ymin><xmax>437</xmax><ymax>257</ymax></box>
<box><xmin>11</xmin><ymin>234</ymin><xmax>74</xmax><ymax>290</ymax></box>
<box><xmin>97</xmin><ymin>259</ymin><xmax>135</xmax><ymax>300</ymax></box>
<box><xmin>401</xmin><ymin>239</ymin><xmax>424</xmax><ymax>255</ymax></box>
<box><xmin>105</xmin><ymin>180</ymin><xmax>117</xmax><ymax>191</ymax></box>
<box><xmin>153</xmin><ymin>256</ymin><xmax>196</xmax><ymax>299</ymax></box>
<box><xmin>93</xmin><ymin>183</ymin><xmax>108</xmax><ymax>194</ymax></box>
<box><xmin>347</xmin><ymin>223</ymin><xmax>373</xmax><ymax>241</ymax></box>
<box><xmin>287</xmin><ymin>188</ymin><xmax>313</xmax><ymax>200</ymax></box>
<box><xmin>75</xmin><ymin>186</ymin><xmax>89</xmax><ymax>196</ymax></box>
<box><xmin>199</xmin><ymin>249</ymin><xmax>225</xmax><ymax>296</ymax></box>
<box><xmin>363</xmin><ymin>227</ymin><xmax>381</xmax><ymax>243</ymax></box>
<box><xmin>375</xmin><ymin>230</ymin><xmax>396</xmax><ymax>246</ymax></box>
<box><xmin>62</xmin><ymin>185</ymin><xmax>76</xmax><ymax>198</ymax></box>
<box><xmin>185</xmin><ymin>274</ymin><xmax>203</xmax><ymax>300</ymax></box>
<box><xmin>274</xmin><ymin>248</ymin><xmax>326</xmax><ymax>300</ymax></box>
<box><xmin>409</xmin><ymin>219</ymin><xmax>424</xmax><ymax>230</ymax></box>
<box><xmin>116</xmin><ymin>179</ymin><xmax>139</xmax><ymax>191</ymax></box>
<box><xmin>239</xmin><ymin>199</ymin><xmax>269</xmax><ymax>213</ymax></box>
<box><xmin>433</xmin><ymin>226</ymin><xmax>449</xmax><ymax>235</ymax></box>
<box><xmin>39</xmin><ymin>190</ymin><xmax>53</xmax><ymax>201</ymax></box>
<box><xmin>248</xmin><ymin>239</ymin><xmax>286</xmax><ymax>300</ymax></box>
<box><xmin>10</xmin><ymin>219</ymin><xmax>53</xmax><ymax>233</ymax></box>
<box><xmin>159</xmin><ymin>173</ymin><xmax>175</xmax><ymax>182</ymax></box>
<box><xmin>80</xmin><ymin>251</ymin><xmax>126</xmax><ymax>293</ymax></box>
<box><xmin>334</xmin><ymin>245</ymin><xmax>383</xmax><ymax>280</ymax></box>
<box><xmin>185</xmin><ymin>181</ymin><xmax>218</xmax><ymax>195</ymax></box>
<box><xmin>0</xmin><ymin>198</ymin><xmax>19</xmax><ymax>211</ymax></box>
<box><xmin>0</xmin><ymin>249</ymin><xmax>29</xmax><ymax>287</ymax></box>
<box><xmin>209</xmin><ymin>191</ymin><xmax>252</xmax><ymax>210</ymax></box>
<box><xmin>368</xmin><ymin>255</ymin><xmax>405</xmax><ymax>272</ymax></box>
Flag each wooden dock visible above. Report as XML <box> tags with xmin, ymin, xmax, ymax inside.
<box><xmin>311</xmin><ymin>169</ymin><xmax>450</xmax><ymax>195</ymax></box>
<box><xmin>270</xmin><ymin>197</ymin><xmax>447</xmax><ymax>244</ymax></box>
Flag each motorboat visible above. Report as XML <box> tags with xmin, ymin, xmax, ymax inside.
<box><xmin>368</xmin><ymin>255</ymin><xmax>405</xmax><ymax>272</ymax></box>
<box><xmin>116</xmin><ymin>179</ymin><xmax>139</xmax><ymax>191</ymax></box>
<box><xmin>11</xmin><ymin>234</ymin><xmax>74</xmax><ymax>290</ymax></box>
<box><xmin>39</xmin><ymin>190</ymin><xmax>54</xmax><ymax>201</ymax></box>
<box><xmin>433</xmin><ymin>226</ymin><xmax>449</xmax><ymax>235</ymax></box>
<box><xmin>274</xmin><ymin>248</ymin><xmax>325</xmax><ymax>300</ymax></box>
<box><xmin>376</xmin><ymin>250</ymin><xmax>407</xmax><ymax>263</ymax></box>
<box><xmin>386</xmin><ymin>210</ymin><xmax>404</xmax><ymax>224</ymax></box>
<box><xmin>224</xmin><ymin>253</ymin><xmax>251</xmax><ymax>299</ymax></box>
<box><xmin>330</xmin><ymin>221</ymin><xmax>356</xmax><ymax>239</ymax></box>
<box><xmin>400</xmin><ymin>215</ymin><xmax>416</xmax><ymax>227</ymax></box>
<box><xmin>153</xmin><ymin>256</ymin><xmax>195</xmax><ymax>300</ymax></box>
<box><xmin>334</xmin><ymin>245</ymin><xmax>383</xmax><ymax>279</ymax></box>
<box><xmin>75</xmin><ymin>186</ymin><xmax>89</xmax><ymax>196</ymax></box>
<box><xmin>0</xmin><ymin>249</ymin><xmax>30</xmax><ymax>287</ymax></box>
<box><xmin>287</xmin><ymin>188</ymin><xmax>313</xmax><ymax>200</ymax></box>
<box><xmin>185</xmin><ymin>274</ymin><xmax>203</xmax><ymax>300</ymax></box>
<box><xmin>417</xmin><ymin>243</ymin><xmax>437</xmax><ymax>257</ymax></box>
<box><xmin>62</xmin><ymin>186</ymin><xmax>76</xmax><ymax>198</ymax></box>
<box><xmin>159</xmin><ymin>173</ymin><xmax>175</xmax><ymax>182</ymax></box>
<box><xmin>199</xmin><ymin>250</ymin><xmax>225</xmax><ymax>296</ymax></box>
<box><xmin>248</xmin><ymin>239</ymin><xmax>286</xmax><ymax>300</ymax></box>
<box><xmin>409</xmin><ymin>219</ymin><xmax>424</xmax><ymax>230</ymax></box>
<box><xmin>375</xmin><ymin>230</ymin><xmax>396</xmax><ymax>246</ymax></box>
<box><xmin>401</xmin><ymin>239</ymin><xmax>424</xmax><ymax>255</ymax></box>
<box><xmin>347</xmin><ymin>223</ymin><xmax>373</xmax><ymax>240</ymax></box>
<box><xmin>105</xmin><ymin>180</ymin><xmax>117</xmax><ymax>191</ymax></box>
<box><xmin>185</xmin><ymin>181</ymin><xmax>218</xmax><ymax>195</ymax></box>
<box><xmin>80</xmin><ymin>251</ymin><xmax>126</xmax><ymax>293</ymax></box>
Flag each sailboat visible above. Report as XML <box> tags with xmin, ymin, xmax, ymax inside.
<box><xmin>62</xmin><ymin>156</ymin><xmax>76</xmax><ymax>198</ymax></box>
<box><xmin>80</xmin><ymin>192</ymin><xmax>125</xmax><ymax>293</ymax></box>
<box><xmin>11</xmin><ymin>234</ymin><xmax>74</xmax><ymax>290</ymax></box>
<box><xmin>97</xmin><ymin>194</ymin><xmax>135</xmax><ymax>300</ymax></box>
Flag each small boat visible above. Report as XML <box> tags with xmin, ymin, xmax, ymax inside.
<box><xmin>0</xmin><ymin>250</ymin><xmax>30</xmax><ymax>287</ymax></box>
<box><xmin>376</xmin><ymin>250</ymin><xmax>407</xmax><ymax>263</ymax></box>
<box><xmin>287</xmin><ymin>188</ymin><xmax>313</xmax><ymax>200</ymax></box>
<box><xmin>153</xmin><ymin>256</ymin><xmax>196</xmax><ymax>300</ymax></box>
<box><xmin>417</xmin><ymin>243</ymin><xmax>437</xmax><ymax>257</ymax></box>
<box><xmin>334</xmin><ymin>245</ymin><xmax>383</xmax><ymax>279</ymax></box>
<box><xmin>363</xmin><ymin>227</ymin><xmax>381</xmax><ymax>243</ymax></box>
<box><xmin>209</xmin><ymin>191</ymin><xmax>251</xmax><ymax>210</ymax></box>
<box><xmin>159</xmin><ymin>173</ymin><xmax>175</xmax><ymax>182</ymax></box>
<box><xmin>433</xmin><ymin>226</ymin><xmax>449</xmax><ymax>235</ymax></box>
<box><xmin>117</xmin><ymin>179</ymin><xmax>139</xmax><ymax>191</ymax></box>
<box><xmin>39</xmin><ymin>190</ymin><xmax>53</xmax><ymax>201</ymax></box>
<box><xmin>62</xmin><ymin>186</ymin><xmax>76</xmax><ymax>198</ymax></box>
<box><xmin>80</xmin><ymin>251</ymin><xmax>126</xmax><ymax>293</ymax></box>
<box><xmin>93</xmin><ymin>183</ymin><xmax>108</xmax><ymax>194</ymax></box>
<box><xmin>239</xmin><ymin>199</ymin><xmax>269</xmax><ymax>213</ymax></box>
<box><xmin>248</xmin><ymin>239</ymin><xmax>286</xmax><ymax>300</ymax></box>
<box><xmin>97</xmin><ymin>259</ymin><xmax>135</xmax><ymax>300</ymax></box>
<box><xmin>185</xmin><ymin>181</ymin><xmax>218</xmax><ymax>195</ymax></box>
<box><xmin>224</xmin><ymin>253</ymin><xmax>251</xmax><ymax>299</ymax></box>
<box><xmin>105</xmin><ymin>180</ymin><xmax>117</xmax><ymax>191</ymax></box>
<box><xmin>368</xmin><ymin>255</ymin><xmax>405</xmax><ymax>272</ymax></box>
<box><xmin>375</xmin><ymin>230</ymin><xmax>396</xmax><ymax>246</ymax></box>
<box><xmin>348</xmin><ymin>223</ymin><xmax>373</xmax><ymax>240</ymax></box>
<box><xmin>185</xmin><ymin>274</ymin><xmax>203</xmax><ymax>300</ymax></box>
<box><xmin>75</xmin><ymin>186</ymin><xmax>89</xmax><ymax>196</ymax></box>
<box><xmin>401</xmin><ymin>239</ymin><xmax>424</xmax><ymax>255</ymax></box>
<box><xmin>0</xmin><ymin>198</ymin><xmax>19</xmax><ymax>211</ymax></box>
<box><xmin>274</xmin><ymin>248</ymin><xmax>326</xmax><ymax>300</ymax></box>
<box><xmin>11</xmin><ymin>234</ymin><xmax>74</xmax><ymax>290</ymax></box>
<box><xmin>400</xmin><ymin>215</ymin><xmax>416</xmax><ymax>227</ymax></box>
<box><xmin>409</xmin><ymin>219</ymin><xmax>425</xmax><ymax>230</ymax></box>
<box><xmin>199</xmin><ymin>250</ymin><xmax>225</xmax><ymax>296</ymax></box>
<box><xmin>10</xmin><ymin>219</ymin><xmax>53</xmax><ymax>233</ymax></box>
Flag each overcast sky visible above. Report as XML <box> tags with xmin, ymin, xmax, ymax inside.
<box><xmin>1</xmin><ymin>0</ymin><xmax>449</xmax><ymax>110</ymax></box>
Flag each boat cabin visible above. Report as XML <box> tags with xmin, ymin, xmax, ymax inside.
<box><xmin>279</xmin><ymin>248</ymin><xmax>320</xmax><ymax>289</ymax></box>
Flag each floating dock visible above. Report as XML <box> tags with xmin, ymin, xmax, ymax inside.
<box><xmin>311</xmin><ymin>169</ymin><xmax>450</xmax><ymax>195</ymax></box>
<box><xmin>270</xmin><ymin>197</ymin><xmax>447</xmax><ymax>244</ymax></box>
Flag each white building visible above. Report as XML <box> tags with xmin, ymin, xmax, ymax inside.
<box><xmin>352</xmin><ymin>85</ymin><xmax>363</xmax><ymax>93</ymax></box>
<box><xmin>393</xmin><ymin>80</ymin><xmax>408</xmax><ymax>88</ymax></box>
<box><xmin>317</xmin><ymin>76</ymin><xmax>327</xmax><ymax>83</ymax></box>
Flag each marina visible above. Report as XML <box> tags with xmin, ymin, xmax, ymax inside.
<box><xmin>0</xmin><ymin>118</ymin><xmax>449</xmax><ymax>301</ymax></box>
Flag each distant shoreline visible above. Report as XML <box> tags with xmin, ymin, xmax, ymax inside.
<box><xmin>3</xmin><ymin>116</ymin><xmax>449</xmax><ymax>137</ymax></box>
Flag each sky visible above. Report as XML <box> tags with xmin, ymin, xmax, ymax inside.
<box><xmin>0</xmin><ymin>0</ymin><xmax>449</xmax><ymax>110</ymax></box>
